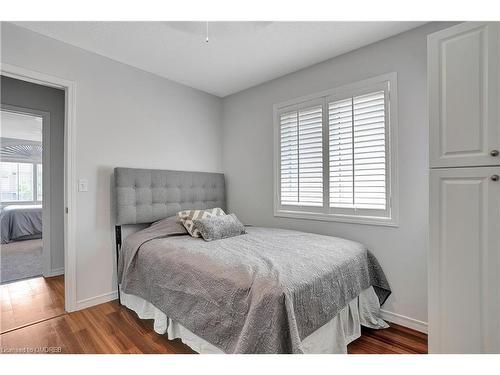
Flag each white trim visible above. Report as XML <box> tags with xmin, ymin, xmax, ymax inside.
<box><xmin>274</xmin><ymin>72</ymin><xmax>398</xmax><ymax>110</ymax></box>
<box><xmin>45</xmin><ymin>267</ymin><xmax>64</xmax><ymax>277</ymax></box>
<box><xmin>275</xmin><ymin>209</ymin><xmax>398</xmax><ymax>227</ymax></box>
<box><xmin>76</xmin><ymin>290</ymin><xmax>118</xmax><ymax>311</ymax></box>
<box><xmin>1</xmin><ymin>63</ymin><xmax>78</xmax><ymax>312</ymax></box>
<box><xmin>273</xmin><ymin>72</ymin><xmax>399</xmax><ymax>227</ymax></box>
<box><xmin>380</xmin><ymin>309</ymin><xmax>428</xmax><ymax>334</ymax></box>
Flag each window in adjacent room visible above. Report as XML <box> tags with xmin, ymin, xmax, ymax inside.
<box><xmin>0</xmin><ymin>161</ymin><xmax>42</xmax><ymax>203</ymax></box>
<box><xmin>274</xmin><ymin>73</ymin><xmax>398</xmax><ymax>226</ymax></box>
<box><xmin>0</xmin><ymin>110</ymin><xmax>43</xmax><ymax>204</ymax></box>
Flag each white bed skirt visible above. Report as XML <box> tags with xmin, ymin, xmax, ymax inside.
<box><xmin>120</xmin><ymin>287</ymin><xmax>388</xmax><ymax>354</ymax></box>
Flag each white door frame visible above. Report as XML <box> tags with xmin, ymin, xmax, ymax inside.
<box><xmin>0</xmin><ymin>104</ymin><xmax>52</xmax><ymax>277</ymax></box>
<box><xmin>1</xmin><ymin>63</ymin><xmax>77</xmax><ymax>312</ymax></box>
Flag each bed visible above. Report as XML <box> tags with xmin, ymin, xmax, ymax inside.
<box><xmin>0</xmin><ymin>204</ymin><xmax>42</xmax><ymax>244</ymax></box>
<box><xmin>115</xmin><ymin>167</ymin><xmax>391</xmax><ymax>354</ymax></box>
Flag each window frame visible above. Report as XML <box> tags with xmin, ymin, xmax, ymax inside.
<box><xmin>273</xmin><ymin>73</ymin><xmax>399</xmax><ymax>227</ymax></box>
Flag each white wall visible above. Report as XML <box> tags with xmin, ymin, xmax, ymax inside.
<box><xmin>221</xmin><ymin>22</ymin><xmax>456</xmax><ymax>328</ymax></box>
<box><xmin>1</xmin><ymin>22</ymin><xmax>223</xmax><ymax>305</ymax></box>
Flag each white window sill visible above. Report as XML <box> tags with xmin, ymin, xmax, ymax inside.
<box><xmin>274</xmin><ymin>209</ymin><xmax>399</xmax><ymax>227</ymax></box>
<box><xmin>1</xmin><ymin>201</ymin><xmax>42</xmax><ymax>204</ymax></box>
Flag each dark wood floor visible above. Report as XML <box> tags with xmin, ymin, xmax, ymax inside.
<box><xmin>0</xmin><ymin>276</ymin><xmax>427</xmax><ymax>354</ymax></box>
<box><xmin>348</xmin><ymin>324</ymin><xmax>427</xmax><ymax>354</ymax></box>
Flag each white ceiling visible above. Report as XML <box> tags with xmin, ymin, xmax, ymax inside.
<box><xmin>1</xmin><ymin>110</ymin><xmax>43</xmax><ymax>142</ymax></box>
<box><xmin>13</xmin><ymin>21</ymin><xmax>426</xmax><ymax>97</ymax></box>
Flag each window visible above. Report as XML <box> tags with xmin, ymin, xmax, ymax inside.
<box><xmin>0</xmin><ymin>162</ymin><xmax>42</xmax><ymax>203</ymax></box>
<box><xmin>274</xmin><ymin>73</ymin><xmax>398</xmax><ymax>226</ymax></box>
<box><xmin>280</xmin><ymin>104</ymin><xmax>323</xmax><ymax>207</ymax></box>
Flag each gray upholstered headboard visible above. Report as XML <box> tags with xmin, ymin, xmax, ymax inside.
<box><xmin>114</xmin><ymin>167</ymin><xmax>226</xmax><ymax>225</ymax></box>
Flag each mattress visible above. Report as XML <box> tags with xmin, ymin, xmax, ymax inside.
<box><xmin>121</xmin><ymin>285</ymin><xmax>388</xmax><ymax>354</ymax></box>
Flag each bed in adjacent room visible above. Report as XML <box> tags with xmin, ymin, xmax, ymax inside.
<box><xmin>0</xmin><ymin>204</ymin><xmax>42</xmax><ymax>244</ymax></box>
<box><xmin>115</xmin><ymin>167</ymin><xmax>391</xmax><ymax>354</ymax></box>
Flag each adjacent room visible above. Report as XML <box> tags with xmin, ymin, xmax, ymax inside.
<box><xmin>1</xmin><ymin>110</ymin><xmax>44</xmax><ymax>283</ymax></box>
<box><xmin>0</xmin><ymin>76</ymin><xmax>66</xmax><ymax>334</ymax></box>
<box><xmin>0</xmin><ymin>18</ymin><xmax>499</xmax><ymax>359</ymax></box>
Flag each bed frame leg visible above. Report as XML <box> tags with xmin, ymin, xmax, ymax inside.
<box><xmin>115</xmin><ymin>225</ymin><xmax>122</xmax><ymax>305</ymax></box>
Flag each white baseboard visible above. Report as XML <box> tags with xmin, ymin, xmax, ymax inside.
<box><xmin>380</xmin><ymin>309</ymin><xmax>428</xmax><ymax>334</ymax></box>
<box><xmin>45</xmin><ymin>267</ymin><xmax>64</xmax><ymax>277</ymax></box>
<box><xmin>75</xmin><ymin>290</ymin><xmax>118</xmax><ymax>311</ymax></box>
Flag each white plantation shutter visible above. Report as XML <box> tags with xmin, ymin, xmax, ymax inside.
<box><xmin>275</xmin><ymin>74</ymin><xmax>396</xmax><ymax>225</ymax></box>
<box><xmin>329</xmin><ymin>90</ymin><xmax>387</xmax><ymax>210</ymax></box>
<box><xmin>280</xmin><ymin>105</ymin><xmax>323</xmax><ymax>207</ymax></box>
<box><xmin>353</xmin><ymin>91</ymin><xmax>387</xmax><ymax>210</ymax></box>
<box><xmin>280</xmin><ymin>111</ymin><xmax>299</xmax><ymax>205</ymax></box>
<box><xmin>329</xmin><ymin>98</ymin><xmax>354</xmax><ymax>207</ymax></box>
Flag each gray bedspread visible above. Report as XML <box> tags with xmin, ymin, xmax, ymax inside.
<box><xmin>119</xmin><ymin>218</ymin><xmax>391</xmax><ymax>354</ymax></box>
<box><xmin>0</xmin><ymin>205</ymin><xmax>42</xmax><ymax>244</ymax></box>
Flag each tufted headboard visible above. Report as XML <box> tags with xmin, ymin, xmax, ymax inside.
<box><xmin>114</xmin><ymin>167</ymin><xmax>226</xmax><ymax>225</ymax></box>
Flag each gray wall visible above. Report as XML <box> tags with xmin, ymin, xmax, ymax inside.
<box><xmin>221</xmin><ymin>22</ymin><xmax>456</xmax><ymax>326</ymax></box>
<box><xmin>1</xmin><ymin>76</ymin><xmax>65</xmax><ymax>273</ymax></box>
<box><xmin>1</xmin><ymin>22</ymin><xmax>223</xmax><ymax>305</ymax></box>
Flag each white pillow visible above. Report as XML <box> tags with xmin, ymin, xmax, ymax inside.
<box><xmin>177</xmin><ymin>207</ymin><xmax>225</xmax><ymax>237</ymax></box>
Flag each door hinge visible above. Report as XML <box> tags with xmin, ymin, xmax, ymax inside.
<box><xmin>65</xmin><ymin>207</ymin><xmax>69</xmax><ymax>214</ymax></box>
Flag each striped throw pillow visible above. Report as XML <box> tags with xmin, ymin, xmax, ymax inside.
<box><xmin>177</xmin><ymin>207</ymin><xmax>225</xmax><ymax>237</ymax></box>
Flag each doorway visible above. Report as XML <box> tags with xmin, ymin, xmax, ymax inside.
<box><xmin>0</xmin><ymin>76</ymin><xmax>65</xmax><ymax>333</ymax></box>
<box><xmin>1</xmin><ymin>108</ymin><xmax>46</xmax><ymax>282</ymax></box>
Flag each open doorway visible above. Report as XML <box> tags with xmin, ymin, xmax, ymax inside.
<box><xmin>1</xmin><ymin>109</ymin><xmax>45</xmax><ymax>282</ymax></box>
<box><xmin>0</xmin><ymin>76</ymin><xmax>65</xmax><ymax>333</ymax></box>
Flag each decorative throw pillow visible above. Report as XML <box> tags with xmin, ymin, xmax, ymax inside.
<box><xmin>177</xmin><ymin>207</ymin><xmax>225</xmax><ymax>237</ymax></box>
<box><xmin>193</xmin><ymin>213</ymin><xmax>246</xmax><ymax>242</ymax></box>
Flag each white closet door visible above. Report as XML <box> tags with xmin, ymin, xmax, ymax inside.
<box><xmin>429</xmin><ymin>167</ymin><xmax>500</xmax><ymax>353</ymax></box>
<box><xmin>429</xmin><ymin>22</ymin><xmax>500</xmax><ymax>168</ymax></box>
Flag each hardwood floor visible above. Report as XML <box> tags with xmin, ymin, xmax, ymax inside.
<box><xmin>0</xmin><ymin>299</ymin><xmax>194</xmax><ymax>354</ymax></box>
<box><xmin>1</xmin><ymin>275</ymin><xmax>65</xmax><ymax>334</ymax></box>
<box><xmin>1</xmin><ymin>282</ymin><xmax>427</xmax><ymax>354</ymax></box>
<box><xmin>348</xmin><ymin>325</ymin><xmax>427</xmax><ymax>354</ymax></box>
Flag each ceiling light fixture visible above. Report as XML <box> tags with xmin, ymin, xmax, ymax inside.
<box><xmin>205</xmin><ymin>22</ymin><xmax>209</xmax><ymax>43</ymax></box>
